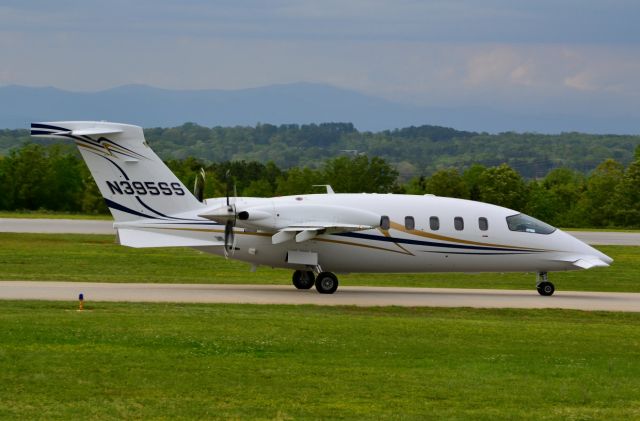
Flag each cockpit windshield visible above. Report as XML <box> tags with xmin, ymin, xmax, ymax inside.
<box><xmin>506</xmin><ymin>213</ymin><xmax>556</xmax><ymax>235</ymax></box>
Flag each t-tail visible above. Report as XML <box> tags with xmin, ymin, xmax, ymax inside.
<box><xmin>31</xmin><ymin>121</ymin><xmax>223</xmax><ymax>248</ymax></box>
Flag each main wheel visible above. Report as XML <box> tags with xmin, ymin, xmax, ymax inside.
<box><xmin>292</xmin><ymin>270</ymin><xmax>315</xmax><ymax>289</ymax></box>
<box><xmin>315</xmin><ymin>272</ymin><xmax>339</xmax><ymax>294</ymax></box>
<box><xmin>537</xmin><ymin>281</ymin><xmax>555</xmax><ymax>296</ymax></box>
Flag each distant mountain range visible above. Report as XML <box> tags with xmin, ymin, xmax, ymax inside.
<box><xmin>0</xmin><ymin>83</ymin><xmax>637</xmax><ymax>134</ymax></box>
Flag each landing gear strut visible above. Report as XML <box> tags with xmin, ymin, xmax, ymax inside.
<box><xmin>536</xmin><ymin>272</ymin><xmax>555</xmax><ymax>296</ymax></box>
<box><xmin>292</xmin><ymin>270</ymin><xmax>315</xmax><ymax>289</ymax></box>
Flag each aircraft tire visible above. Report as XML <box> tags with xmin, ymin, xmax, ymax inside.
<box><xmin>537</xmin><ymin>281</ymin><xmax>555</xmax><ymax>296</ymax></box>
<box><xmin>292</xmin><ymin>270</ymin><xmax>315</xmax><ymax>289</ymax></box>
<box><xmin>315</xmin><ymin>272</ymin><xmax>339</xmax><ymax>294</ymax></box>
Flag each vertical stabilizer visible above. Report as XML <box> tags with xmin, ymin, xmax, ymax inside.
<box><xmin>31</xmin><ymin>121</ymin><xmax>204</xmax><ymax>222</ymax></box>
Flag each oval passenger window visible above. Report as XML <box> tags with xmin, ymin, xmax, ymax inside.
<box><xmin>405</xmin><ymin>216</ymin><xmax>415</xmax><ymax>230</ymax></box>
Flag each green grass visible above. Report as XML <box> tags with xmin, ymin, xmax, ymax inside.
<box><xmin>0</xmin><ymin>301</ymin><xmax>639</xmax><ymax>419</ymax></box>
<box><xmin>0</xmin><ymin>233</ymin><xmax>638</xmax><ymax>292</ymax></box>
<box><xmin>0</xmin><ymin>211</ymin><xmax>112</xmax><ymax>220</ymax></box>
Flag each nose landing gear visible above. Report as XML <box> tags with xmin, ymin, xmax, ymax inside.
<box><xmin>536</xmin><ymin>272</ymin><xmax>555</xmax><ymax>296</ymax></box>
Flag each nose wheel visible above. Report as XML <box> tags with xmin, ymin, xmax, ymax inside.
<box><xmin>536</xmin><ymin>272</ymin><xmax>555</xmax><ymax>296</ymax></box>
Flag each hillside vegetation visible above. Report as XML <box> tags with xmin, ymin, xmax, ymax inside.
<box><xmin>3</xmin><ymin>123</ymin><xmax>640</xmax><ymax>178</ymax></box>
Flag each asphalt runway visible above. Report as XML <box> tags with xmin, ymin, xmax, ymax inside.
<box><xmin>0</xmin><ymin>218</ymin><xmax>639</xmax><ymax>245</ymax></box>
<box><xmin>0</xmin><ymin>218</ymin><xmax>115</xmax><ymax>234</ymax></box>
<box><xmin>1</xmin><ymin>281</ymin><xmax>639</xmax><ymax>312</ymax></box>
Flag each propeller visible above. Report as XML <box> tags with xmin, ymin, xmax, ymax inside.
<box><xmin>223</xmin><ymin>169</ymin><xmax>237</xmax><ymax>257</ymax></box>
<box><xmin>224</xmin><ymin>220</ymin><xmax>235</xmax><ymax>257</ymax></box>
<box><xmin>193</xmin><ymin>168</ymin><xmax>206</xmax><ymax>202</ymax></box>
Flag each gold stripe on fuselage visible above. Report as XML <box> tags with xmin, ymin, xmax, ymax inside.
<box><xmin>387</xmin><ymin>221</ymin><xmax>548</xmax><ymax>252</ymax></box>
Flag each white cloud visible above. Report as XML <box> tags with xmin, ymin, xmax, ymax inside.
<box><xmin>564</xmin><ymin>72</ymin><xmax>597</xmax><ymax>92</ymax></box>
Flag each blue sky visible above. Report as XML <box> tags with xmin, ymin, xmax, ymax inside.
<box><xmin>1</xmin><ymin>0</ymin><xmax>639</xmax><ymax>124</ymax></box>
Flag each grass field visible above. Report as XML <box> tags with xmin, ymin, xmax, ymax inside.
<box><xmin>0</xmin><ymin>301</ymin><xmax>639</xmax><ymax>419</ymax></box>
<box><xmin>0</xmin><ymin>233</ymin><xmax>637</xmax><ymax>292</ymax></box>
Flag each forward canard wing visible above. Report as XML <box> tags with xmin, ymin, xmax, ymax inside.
<box><xmin>551</xmin><ymin>254</ymin><xmax>612</xmax><ymax>269</ymax></box>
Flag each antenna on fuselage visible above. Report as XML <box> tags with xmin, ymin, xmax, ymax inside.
<box><xmin>313</xmin><ymin>185</ymin><xmax>335</xmax><ymax>194</ymax></box>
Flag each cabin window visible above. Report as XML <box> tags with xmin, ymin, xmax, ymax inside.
<box><xmin>506</xmin><ymin>213</ymin><xmax>555</xmax><ymax>234</ymax></box>
<box><xmin>380</xmin><ymin>215</ymin><xmax>390</xmax><ymax>230</ymax></box>
<box><xmin>429</xmin><ymin>216</ymin><xmax>440</xmax><ymax>231</ymax></box>
<box><xmin>478</xmin><ymin>217</ymin><xmax>488</xmax><ymax>231</ymax></box>
<box><xmin>405</xmin><ymin>216</ymin><xmax>415</xmax><ymax>230</ymax></box>
<box><xmin>454</xmin><ymin>217</ymin><xmax>464</xmax><ymax>231</ymax></box>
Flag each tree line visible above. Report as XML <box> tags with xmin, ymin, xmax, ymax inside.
<box><xmin>1</xmin><ymin>143</ymin><xmax>639</xmax><ymax>228</ymax></box>
<box><xmin>4</xmin><ymin>123</ymin><xmax>640</xmax><ymax>179</ymax></box>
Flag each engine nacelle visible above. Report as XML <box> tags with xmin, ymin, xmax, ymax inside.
<box><xmin>235</xmin><ymin>203</ymin><xmax>381</xmax><ymax>232</ymax></box>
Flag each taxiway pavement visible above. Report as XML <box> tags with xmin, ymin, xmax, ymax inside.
<box><xmin>1</xmin><ymin>281</ymin><xmax>639</xmax><ymax>312</ymax></box>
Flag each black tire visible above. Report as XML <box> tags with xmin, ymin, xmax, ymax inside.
<box><xmin>315</xmin><ymin>272</ymin><xmax>339</xmax><ymax>294</ymax></box>
<box><xmin>537</xmin><ymin>281</ymin><xmax>555</xmax><ymax>296</ymax></box>
<box><xmin>292</xmin><ymin>270</ymin><xmax>314</xmax><ymax>289</ymax></box>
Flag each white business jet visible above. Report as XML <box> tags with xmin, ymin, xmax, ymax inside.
<box><xmin>32</xmin><ymin>121</ymin><xmax>612</xmax><ymax>296</ymax></box>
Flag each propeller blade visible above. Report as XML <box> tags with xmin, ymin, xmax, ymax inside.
<box><xmin>225</xmin><ymin>169</ymin><xmax>231</xmax><ymax>207</ymax></box>
<box><xmin>224</xmin><ymin>220</ymin><xmax>235</xmax><ymax>258</ymax></box>
<box><xmin>193</xmin><ymin>168</ymin><xmax>205</xmax><ymax>202</ymax></box>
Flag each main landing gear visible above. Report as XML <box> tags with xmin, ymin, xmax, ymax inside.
<box><xmin>292</xmin><ymin>270</ymin><xmax>314</xmax><ymax>290</ymax></box>
<box><xmin>536</xmin><ymin>271</ymin><xmax>555</xmax><ymax>296</ymax></box>
<box><xmin>292</xmin><ymin>269</ymin><xmax>339</xmax><ymax>294</ymax></box>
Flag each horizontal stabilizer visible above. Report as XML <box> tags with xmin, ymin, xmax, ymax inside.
<box><xmin>31</xmin><ymin>122</ymin><xmax>123</xmax><ymax>138</ymax></box>
<box><xmin>117</xmin><ymin>228</ymin><xmax>224</xmax><ymax>248</ymax></box>
<box><xmin>72</xmin><ymin>128</ymin><xmax>123</xmax><ymax>136</ymax></box>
